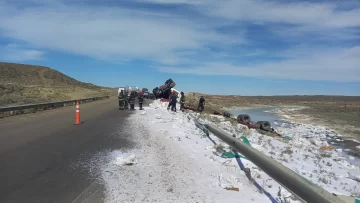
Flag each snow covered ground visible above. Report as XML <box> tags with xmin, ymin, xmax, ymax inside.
<box><xmin>98</xmin><ymin>100</ymin><xmax>360</xmax><ymax>203</ymax></box>
<box><xmin>267</xmin><ymin>107</ymin><xmax>360</xmax><ymax>167</ymax></box>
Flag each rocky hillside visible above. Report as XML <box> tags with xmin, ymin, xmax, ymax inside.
<box><xmin>0</xmin><ymin>62</ymin><xmax>115</xmax><ymax>106</ymax></box>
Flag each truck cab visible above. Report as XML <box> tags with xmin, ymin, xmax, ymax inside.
<box><xmin>141</xmin><ymin>88</ymin><xmax>149</xmax><ymax>98</ymax></box>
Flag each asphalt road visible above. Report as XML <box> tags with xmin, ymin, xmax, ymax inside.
<box><xmin>0</xmin><ymin>97</ymin><xmax>146</xmax><ymax>203</ymax></box>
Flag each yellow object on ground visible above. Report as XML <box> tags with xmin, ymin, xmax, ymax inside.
<box><xmin>320</xmin><ymin>146</ymin><xmax>336</xmax><ymax>150</ymax></box>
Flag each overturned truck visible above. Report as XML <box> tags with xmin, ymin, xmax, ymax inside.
<box><xmin>152</xmin><ymin>78</ymin><xmax>176</xmax><ymax>99</ymax></box>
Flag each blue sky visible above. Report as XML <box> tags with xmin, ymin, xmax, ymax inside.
<box><xmin>0</xmin><ymin>0</ymin><xmax>359</xmax><ymax>96</ymax></box>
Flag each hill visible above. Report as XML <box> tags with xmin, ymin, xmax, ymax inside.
<box><xmin>0</xmin><ymin>62</ymin><xmax>115</xmax><ymax>106</ymax></box>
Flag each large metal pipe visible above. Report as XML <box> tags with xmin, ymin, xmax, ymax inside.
<box><xmin>204</xmin><ymin>123</ymin><xmax>346</xmax><ymax>203</ymax></box>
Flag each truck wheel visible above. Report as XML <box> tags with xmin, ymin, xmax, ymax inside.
<box><xmin>256</xmin><ymin>121</ymin><xmax>271</xmax><ymax>131</ymax></box>
<box><xmin>237</xmin><ymin>114</ymin><xmax>251</xmax><ymax>124</ymax></box>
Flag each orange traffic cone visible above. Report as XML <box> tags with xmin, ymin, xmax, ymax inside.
<box><xmin>75</xmin><ymin>101</ymin><xmax>80</xmax><ymax>125</ymax></box>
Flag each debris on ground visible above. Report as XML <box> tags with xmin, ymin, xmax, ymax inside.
<box><xmin>320</xmin><ymin>146</ymin><xmax>336</xmax><ymax>151</ymax></box>
<box><xmin>99</xmin><ymin>99</ymin><xmax>360</xmax><ymax>203</ymax></box>
<box><xmin>114</xmin><ymin>154</ymin><xmax>137</xmax><ymax>166</ymax></box>
<box><xmin>224</xmin><ymin>187</ymin><xmax>239</xmax><ymax>191</ymax></box>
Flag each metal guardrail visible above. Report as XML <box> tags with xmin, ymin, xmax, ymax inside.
<box><xmin>190</xmin><ymin>116</ymin><xmax>346</xmax><ymax>203</ymax></box>
<box><xmin>0</xmin><ymin>96</ymin><xmax>110</xmax><ymax>113</ymax></box>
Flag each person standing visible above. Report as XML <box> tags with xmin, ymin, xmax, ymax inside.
<box><xmin>138</xmin><ymin>91</ymin><xmax>144</xmax><ymax>110</ymax></box>
<box><xmin>180</xmin><ymin>92</ymin><xmax>185</xmax><ymax>111</ymax></box>
<box><xmin>167</xmin><ymin>90</ymin><xmax>174</xmax><ymax>110</ymax></box>
<box><xmin>170</xmin><ymin>92</ymin><xmax>178</xmax><ymax>112</ymax></box>
<box><xmin>118</xmin><ymin>90</ymin><xmax>125</xmax><ymax>110</ymax></box>
<box><xmin>129</xmin><ymin>91</ymin><xmax>136</xmax><ymax>110</ymax></box>
<box><xmin>153</xmin><ymin>87</ymin><xmax>159</xmax><ymax>99</ymax></box>
<box><xmin>198</xmin><ymin>96</ymin><xmax>205</xmax><ymax>112</ymax></box>
<box><xmin>124</xmin><ymin>91</ymin><xmax>129</xmax><ymax>109</ymax></box>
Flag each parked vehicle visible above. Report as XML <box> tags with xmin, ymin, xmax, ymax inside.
<box><xmin>141</xmin><ymin>88</ymin><xmax>149</xmax><ymax>98</ymax></box>
<box><xmin>125</xmin><ymin>86</ymin><xmax>139</xmax><ymax>96</ymax></box>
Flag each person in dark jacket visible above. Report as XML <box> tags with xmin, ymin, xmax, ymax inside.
<box><xmin>123</xmin><ymin>91</ymin><xmax>128</xmax><ymax>109</ymax></box>
<box><xmin>138</xmin><ymin>91</ymin><xmax>144</xmax><ymax>110</ymax></box>
<box><xmin>198</xmin><ymin>96</ymin><xmax>205</xmax><ymax>112</ymax></box>
<box><xmin>118</xmin><ymin>90</ymin><xmax>125</xmax><ymax>110</ymax></box>
<box><xmin>153</xmin><ymin>87</ymin><xmax>159</xmax><ymax>99</ymax></box>
<box><xmin>129</xmin><ymin>91</ymin><xmax>136</xmax><ymax>110</ymax></box>
<box><xmin>180</xmin><ymin>92</ymin><xmax>185</xmax><ymax>111</ymax></box>
<box><xmin>167</xmin><ymin>90</ymin><xmax>175</xmax><ymax>110</ymax></box>
<box><xmin>169</xmin><ymin>92</ymin><xmax>178</xmax><ymax>112</ymax></box>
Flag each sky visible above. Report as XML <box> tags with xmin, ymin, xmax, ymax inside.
<box><xmin>0</xmin><ymin>0</ymin><xmax>359</xmax><ymax>96</ymax></box>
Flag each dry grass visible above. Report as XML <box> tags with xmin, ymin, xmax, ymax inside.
<box><xmin>185</xmin><ymin>93</ymin><xmax>228</xmax><ymax>114</ymax></box>
<box><xmin>186</xmin><ymin>92</ymin><xmax>360</xmax><ymax>140</ymax></box>
<box><xmin>187</xmin><ymin>92</ymin><xmax>360</xmax><ymax>110</ymax></box>
<box><xmin>0</xmin><ymin>62</ymin><xmax>116</xmax><ymax>106</ymax></box>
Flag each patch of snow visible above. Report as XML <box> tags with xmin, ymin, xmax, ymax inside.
<box><xmin>99</xmin><ymin>99</ymin><xmax>359</xmax><ymax>202</ymax></box>
<box><xmin>351</xmin><ymin>139</ymin><xmax>360</xmax><ymax>143</ymax></box>
<box><xmin>113</xmin><ymin>154</ymin><xmax>137</xmax><ymax>166</ymax></box>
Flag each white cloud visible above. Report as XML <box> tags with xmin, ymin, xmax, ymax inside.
<box><xmin>140</xmin><ymin>0</ymin><xmax>205</xmax><ymax>4</ymax></box>
<box><xmin>0</xmin><ymin>0</ymin><xmax>359</xmax><ymax>83</ymax></box>
<box><xmin>157</xmin><ymin>46</ymin><xmax>360</xmax><ymax>82</ymax></box>
<box><xmin>270</xmin><ymin>26</ymin><xmax>360</xmax><ymax>41</ymax></box>
<box><xmin>143</xmin><ymin>0</ymin><xmax>360</xmax><ymax>41</ymax></box>
<box><xmin>143</xmin><ymin>0</ymin><xmax>360</xmax><ymax>28</ymax></box>
<box><xmin>0</xmin><ymin>44</ymin><xmax>44</xmax><ymax>61</ymax></box>
<box><xmin>0</xmin><ymin>1</ymin><xmax>245</xmax><ymax>64</ymax></box>
<box><xmin>212</xmin><ymin>0</ymin><xmax>360</xmax><ymax>28</ymax></box>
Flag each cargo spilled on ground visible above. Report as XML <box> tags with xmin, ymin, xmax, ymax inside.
<box><xmin>85</xmin><ymin>99</ymin><xmax>360</xmax><ymax>203</ymax></box>
<box><xmin>230</xmin><ymin>107</ymin><xmax>360</xmax><ymax>166</ymax></box>
<box><xmin>183</xmin><ymin>93</ymin><xmax>360</xmax><ymax>162</ymax></box>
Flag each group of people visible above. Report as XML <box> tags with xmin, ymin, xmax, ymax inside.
<box><xmin>118</xmin><ymin>89</ymin><xmax>206</xmax><ymax>113</ymax></box>
<box><xmin>118</xmin><ymin>90</ymin><xmax>144</xmax><ymax>110</ymax></box>
<box><xmin>167</xmin><ymin>92</ymin><xmax>206</xmax><ymax>113</ymax></box>
<box><xmin>167</xmin><ymin>91</ymin><xmax>184</xmax><ymax>112</ymax></box>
